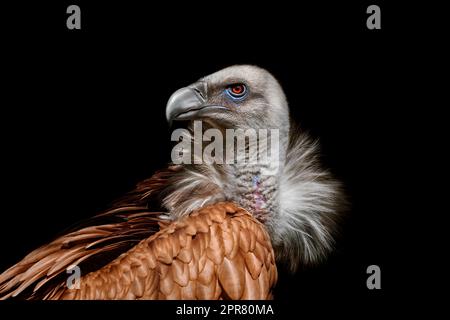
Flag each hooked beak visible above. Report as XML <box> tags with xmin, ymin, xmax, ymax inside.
<box><xmin>166</xmin><ymin>81</ymin><xmax>226</xmax><ymax>123</ymax></box>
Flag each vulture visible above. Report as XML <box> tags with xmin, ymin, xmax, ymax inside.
<box><xmin>0</xmin><ymin>65</ymin><xmax>343</xmax><ymax>300</ymax></box>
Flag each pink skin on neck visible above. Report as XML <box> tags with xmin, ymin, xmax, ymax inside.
<box><xmin>252</xmin><ymin>175</ymin><xmax>266</xmax><ymax>216</ymax></box>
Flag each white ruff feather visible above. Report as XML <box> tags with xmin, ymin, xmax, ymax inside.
<box><xmin>273</xmin><ymin>131</ymin><xmax>344</xmax><ymax>271</ymax></box>
<box><xmin>162</xmin><ymin>129</ymin><xmax>344</xmax><ymax>272</ymax></box>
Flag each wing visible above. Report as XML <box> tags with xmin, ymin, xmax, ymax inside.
<box><xmin>0</xmin><ymin>166</ymin><xmax>182</xmax><ymax>300</ymax></box>
<box><xmin>54</xmin><ymin>202</ymin><xmax>277</xmax><ymax>300</ymax></box>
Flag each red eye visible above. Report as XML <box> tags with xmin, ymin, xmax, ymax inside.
<box><xmin>226</xmin><ymin>84</ymin><xmax>247</xmax><ymax>99</ymax></box>
<box><xmin>231</xmin><ymin>85</ymin><xmax>244</xmax><ymax>94</ymax></box>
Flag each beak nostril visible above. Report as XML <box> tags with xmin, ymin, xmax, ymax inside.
<box><xmin>190</xmin><ymin>81</ymin><xmax>207</xmax><ymax>101</ymax></box>
<box><xmin>166</xmin><ymin>81</ymin><xmax>211</xmax><ymax>122</ymax></box>
<box><xmin>193</xmin><ymin>88</ymin><xmax>205</xmax><ymax>100</ymax></box>
<box><xmin>166</xmin><ymin>86</ymin><xmax>206</xmax><ymax>122</ymax></box>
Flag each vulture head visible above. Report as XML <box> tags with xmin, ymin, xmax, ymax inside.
<box><xmin>166</xmin><ymin>65</ymin><xmax>290</xmax><ymax>135</ymax></box>
<box><xmin>164</xmin><ymin>65</ymin><xmax>344</xmax><ymax>271</ymax></box>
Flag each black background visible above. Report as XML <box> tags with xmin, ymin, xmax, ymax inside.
<box><xmin>0</xmin><ymin>1</ymin><xmax>430</xmax><ymax>318</ymax></box>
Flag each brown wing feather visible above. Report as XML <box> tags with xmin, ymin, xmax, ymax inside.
<box><xmin>0</xmin><ymin>167</ymin><xmax>181</xmax><ymax>300</ymax></box>
<box><xmin>52</xmin><ymin>202</ymin><xmax>277</xmax><ymax>300</ymax></box>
